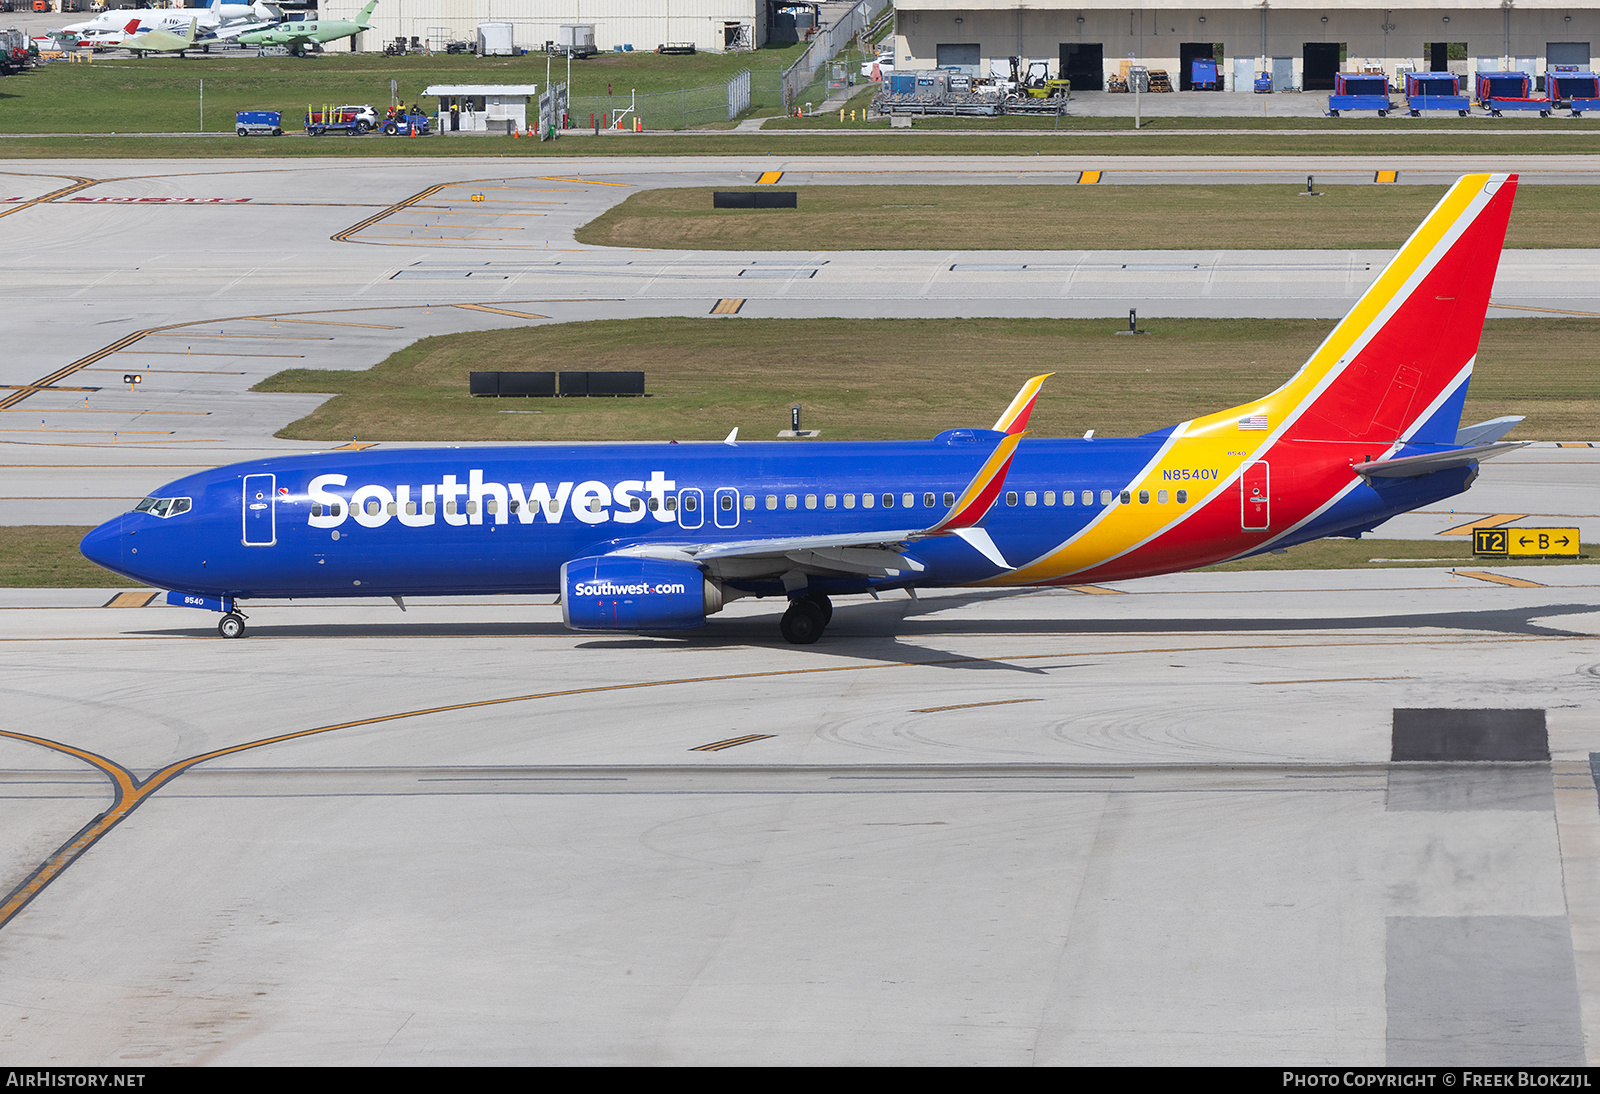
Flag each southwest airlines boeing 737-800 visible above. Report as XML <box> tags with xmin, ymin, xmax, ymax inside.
<box><xmin>81</xmin><ymin>173</ymin><xmax>1526</xmax><ymax>644</ymax></box>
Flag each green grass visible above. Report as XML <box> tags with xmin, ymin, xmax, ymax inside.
<box><xmin>0</xmin><ymin>527</ymin><xmax>138</xmax><ymax>587</ymax></box>
<box><xmin>0</xmin><ymin>46</ymin><xmax>806</xmax><ymax>134</ymax></box>
<box><xmin>575</xmin><ymin>183</ymin><xmax>1600</xmax><ymax>251</ymax></box>
<box><xmin>249</xmin><ymin>316</ymin><xmax>1600</xmax><ymax>444</ymax></box>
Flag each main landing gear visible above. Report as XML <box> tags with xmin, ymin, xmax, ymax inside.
<box><xmin>780</xmin><ymin>593</ymin><xmax>832</xmax><ymax>645</ymax></box>
<box><xmin>218</xmin><ymin>612</ymin><xmax>247</xmax><ymax>639</ymax></box>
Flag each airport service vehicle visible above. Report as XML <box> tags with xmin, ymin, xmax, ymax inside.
<box><xmin>82</xmin><ymin>175</ymin><xmax>1526</xmax><ymax>645</ymax></box>
<box><xmin>305</xmin><ymin>105</ymin><xmax>375</xmax><ymax>135</ymax></box>
<box><xmin>381</xmin><ymin>111</ymin><xmax>430</xmax><ymax>136</ymax></box>
<box><xmin>1403</xmin><ymin>72</ymin><xmax>1469</xmax><ymax>116</ymax></box>
<box><xmin>1326</xmin><ymin>72</ymin><xmax>1392</xmax><ymax>116</ymax></box>
<box><xmin>235</xmin><ymin>109</ymin><xmax>282</xmax><ymax>136</ymax></box>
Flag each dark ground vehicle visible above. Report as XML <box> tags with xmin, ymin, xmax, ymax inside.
<box><xmin>381</xmin><ymin>110</ymin><xmax>431</xmax><ymax>135</ymax></box>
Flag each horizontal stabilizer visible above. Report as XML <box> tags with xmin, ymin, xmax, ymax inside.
<box><xmin>1454</xmin><ymin>416</ymin><xmax>1524</xmax><ymax>446</ymax></box>
<box><xmin>1352</xmin><ymin>441</ymin><xmax>1526</xmax><ymax>478</ymax></box>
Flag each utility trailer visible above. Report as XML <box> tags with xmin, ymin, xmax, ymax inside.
<box><xmin>1545</xmin><ymin>69</ymin><xmax>1600</xmax><ymax>115</ymax></box>
<box><xmin>1327</xmin><ymin>73</ymin><xmax>1393</xmax><ymax>116</ymax></box>
<box><xmin>1403</xmin><ymin>72</ymin><xmax>1469</xmax><ymax>116</ymax></box>
<box><xmin>305</xmin><ymin>108</ymin><xmax>371</xmax><ymax>136</ymax></box>
<box><xmin>1476</xmin><ymin>71</ymin><xmax>1550</xmax><ymax>115</ymax></box>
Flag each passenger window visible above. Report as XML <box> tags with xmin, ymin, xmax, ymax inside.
<box><xmin>902</xmin><ymin>492</ymin><xmax>914</xmax><ymax>509</ymax></box>
<box><xmin>467</xmin><ymin>501</ymin><xmax>478</xmax><ymax>516</ymax></box>
<box><xmin>588</xmin><ymin>498</ymin><xmax>604</xmax><ymax>514</ymax></box>
<box><xmin>312</xmin><ymin>503</ymin><xmax>323</xmax><ymax>517</ymax></box>
<box><xmin>407</xmin><ymin>501</ymin><xmax>418</xmax><ymax>516</ymax></box>
<box><xmin>1177</xmin><ymin>489</ymin><xmax>1188</xmax><ymax>504</ymax></box>
<box><xmin>882</xmin><ymin>493</ymin><xmax>894</xmax><ymax>508</ymax></box>
<box><xmin>1119</xmin><ymin>491</ymin><xmax>1131</xmax><ymax>505</ymax></box>
<box><xmin>825</xmin><ymin>494</ymin><xmax>836</xmax><ymax>509</ymax></box>
<box><xmin>665</xmin><ymin>496</ymin><xmax>677</xmax><ymax>512</ymax></box>
<box><xmin>863</xmin><ymin>493</ymin><xmax>875</xmax><ymax>509</ymax></box>
<box><xmin>1084</xmin><ymin>491</ymin><xmax>1094</xmax><ymax>506</ymax></box>
<box><xmin>684</xmin><ymin>495</ymin><xmax>697</xmax><ymax>512</ymax></box>
<box><xmin>424</xmin><ymin>502</ymin><xmax>433</xmax><ymax>516</ymax></box>
<box><xmin>786</xmin><ymin>494</ymin><xmax>797</xmax><ymax>510</ymax></box>
<box><xmin>766</xmin><ymin>495</ymin><xmax>777</xmax><ymax>510</ymax></box>
<box><xmin>1157</xmin><ymin>490</ymin><xmax>1168</xmax><ymax>504</ymax></box>
<box><xmin>805</xmin><ymin>494</ymin><xmax>817</xmax><ymax>509</ymax></box>
<box><xmin>943</xmin><ymin>492</ymin><xmax>955</xmax><ymax>507</ymax></box>
<box><xmin>922</xmin><ymin>492</ymin><xmax>934</xmax><ymax>508</ymax></box>
<box><xmin>1005</xmin><ymin>491</ymin><xmax>1017</xmax><ymax>507</ymax></box>
<box><xmin>633</xmin><ymin>498</ymin><xmax>644</xmax><ymax>512</ymax></box>
<box><xmin>1044</xmin><ymin>491</ymin><xmax>1055</xmax><ymax>506</ymax></box>
<box><xmin>369</xmin><ymin>500</ymin><xmax>383</xmax><ymax>516</ymax></box>
<box><xmin>1100</xmin><ymin>490</ymin><xmax>1112</xmax><ymax>505</ymax></box>
<box><xmin>509</xmin><ymin>499</ymin><xmax>520</xmax><ymax>513</ymax></box>
<box><xmin>648</xmin><ymin>497</ymin><xmax>659</xmax><ymax>512</ymax></box>
<box><xmin>744</xmin><ymin>494</ymin><xmax>755</xmax><ymax>510</ymax></box>
<box><xmin>1025</xmin><ymin>491</ymin><xmax>1036</xmax><ymax>506</ymax></box>
<box><xmin>387</xmin><ymin>502</ymin><xmax>398</xmax><ymax>516</ymax></box>
<box><xmin>719</xmin><ymin>494</ymin><xmax>732</xmax><ymax>511</ymax></box>
<box><xmin>1062</xmin><ymin>491</ymin><xmax>1073</xmax><ymax>507</ymax></box>
<box><xmin>844</xmin><ymin>494</ymin><xmax>856</xmax><ymax>509</ymax></box>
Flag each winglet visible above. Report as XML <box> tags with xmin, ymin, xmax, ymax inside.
<box><xmin>991</xmin><ymin>373</ymin><xmax>1053</xmax><ymax>435</ymax></box>
<box><xmin>924</xmin><ymin>430</ymin><xmax>1025</xmax><ymax>535</ymax></box>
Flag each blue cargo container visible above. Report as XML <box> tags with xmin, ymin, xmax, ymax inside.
<box><xmin>1403</xmin><ymin>72</ymin><xmax>1469</xmax><ymax>116</ymax></box>
<box><xmin>1545</xmin><ymin>69</ymin><xmax>1600</xmax><ymax>114</ymax></box>
<box><xmin>1327</xmin><ymin>73</ymin><xmax>1392</xmax><ymax>116</ymax></box>
<box><xmin>1189</xmin><ymin>57</ymin><xmax>1220</xmax><ymax>90</ymax></box>
<box><xmin>1475</xmin><ymin>71</ymin><xmax>1549</xmax><ymax>115</ymax></box>
<box><xmin>234</xmin><ymin>110</ymin><xmax>282</xmax><ymax>137</ymax></box>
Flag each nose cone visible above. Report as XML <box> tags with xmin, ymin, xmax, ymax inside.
<box><xmin>80</xmin><ymin>514</ymin><xmax>128</xmax><ymax>575</ymax></box>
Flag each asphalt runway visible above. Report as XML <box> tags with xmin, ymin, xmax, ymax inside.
<box><xmin>2</xmin><ymin>153</ymin><xmax>1598</xmax><ymax>1064</ymax></box>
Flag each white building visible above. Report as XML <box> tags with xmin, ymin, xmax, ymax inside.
<box><xmin>320</xmin><ymin>0</ymin><xmax>772</xmax><ymax>55</ymax></box>
<box><xmin>888</xmin><ymin>2</ymin><xmax>1600</xmax><ymax>91</ymax></box>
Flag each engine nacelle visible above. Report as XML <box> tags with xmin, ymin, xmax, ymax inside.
<box><xmin>561</xmin><ymin>555</ymin><xmax>722</xmax><ymax>632</ymax></box>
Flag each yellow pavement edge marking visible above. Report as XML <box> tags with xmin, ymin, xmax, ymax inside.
<box><xmin>1077</xmin><ymin>170</ymin><xmax>1102</xmax><ymax>184</ymax></box>
<box><xmin>710</xmin><ymin>298</ymin><xmax>746</xmax><ymax>315</ymax></box>
<box><xmin>102</xmin><ymin>591</ymin><xmax>158</xmax><ymax>608</ymax></box>
<box><xmin>453</xmin><ymin>303</ymin><xmax>550</xmax><ymax>321</ymax></box>
<box><xmin>1455</xmin><ymin>570</ymin><xmax>1549</xmax><ymax>588</ymax></box>
<box><xmin>756</xmin><ymin>171</ymin><xmax>784</xmax><ymax>184</ymax></box>
<box><xmin>1438</xmin><ymin>514</ymin><xmax>1528</xmax><ymax>536</ymax></box>
<box><xmin>1066</xmin><ymin>584</ymin><xmax>1123</xmax><ymax>594</ymax></box>
<box><xmin>913</xmin><ymin>698</ymin><xmax>1043</xmax><ymax>713</ymax></box>
<box><xmin>1488</xmin><ymin>302</ymin><xmax>1600</xmax><ymax>318</ymax></box>
<box><xmin>1375</xmin><ymin>169</ymin><xmax>1399</xmax><ymax>183</ymax></box>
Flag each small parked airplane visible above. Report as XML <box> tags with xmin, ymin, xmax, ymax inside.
<box><xmin>236</xmin><ymin>0</ymin><xmax>376</xmax><ymax>55</ymax></box>
<box><xmin>116</xmin><ymin>17</ymin><xmax>197</xmax><ymax>55</ymax></box>
<box><xmin>82</xmin><ymin>173</ymin><xmax>1525</xmax><ymax>643</ymax></box>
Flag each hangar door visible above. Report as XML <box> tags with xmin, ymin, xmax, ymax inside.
<box><xmin>1178</xmin><ymin>43</ymin><xmax>1223</xmax><ymax>90</ymax></box>
<box><xmin>1302</xmin><ymin>42</ymin><xmax>1344</xmax><ymax>91</ymax></box>
<box><xmin>1548</xmin><ymin>42</ymin><xmax>1592</xmax><ymax>68</ymax></box>
<box><xmin>1061</xmin><ymin>43</ymin><xmax>1103</xmax><ymax>90</ymax></box>
<box><xmin>935</xmin><ymin>43</ymin><xmax>981</xmax><ymax>75</ymax></box>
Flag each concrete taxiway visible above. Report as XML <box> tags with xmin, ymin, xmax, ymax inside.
<box><xmin>1</xmin><ymin>153</ymin><xmax>1598</xmax><ymax>1064</ymax></box>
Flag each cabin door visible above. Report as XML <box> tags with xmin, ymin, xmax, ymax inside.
<box><xmin>242</xmin><ymin>473</ymin><xmax>277</xmax><ymax>546</ymax></box>
<box><xmin>677</xmin><ymin>488</ymin><xmax>704</xmax><ymax>530</ymax></box>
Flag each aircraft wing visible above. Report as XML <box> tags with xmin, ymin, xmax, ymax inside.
<box><xmin>212</xmin><ymin>19</ymin><xmax>278</xmax><ymax>39</ymax></box>
<box><xmin>1351</xmin><ymin>441</ymin><xmax>1528</xmax><ymax>478</ymax></box>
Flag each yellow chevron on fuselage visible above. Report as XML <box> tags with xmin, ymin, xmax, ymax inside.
<box><xmin>989</xmin><ymin>174</ymin><xmax>1493</xmax><ymax>586</ymax></box>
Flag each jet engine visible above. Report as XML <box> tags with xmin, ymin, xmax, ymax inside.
<box><xmin>561</xmin><ymin>556</ymin><xmax>723</xmax><ymax>632</ymax></box>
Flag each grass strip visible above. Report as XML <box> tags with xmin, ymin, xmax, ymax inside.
<box><xmin>250</xmin><ymin>316</ymin><xmax>1600</xmax><ymax>443</ymax></box>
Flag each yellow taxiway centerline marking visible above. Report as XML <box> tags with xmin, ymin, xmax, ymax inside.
<box><xmin>913</xmin><ymin>698</ymin><xmax>1043</xmax><ymax>713</ymax></box>
<box><xmin>690</xmin><ymin>734</ymin><xmax>776</xmax><ymax>751</ymax></box>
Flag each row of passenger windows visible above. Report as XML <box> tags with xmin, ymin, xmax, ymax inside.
<box><xmin>309</xmin><ymin>487</ymin><xmax>1193</xmax><ymax>520</ymax></box>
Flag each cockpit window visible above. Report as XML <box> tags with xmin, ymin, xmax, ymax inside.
<box><xmin>134</xmin><ymin>496</ymin><xmax>191</xmax><ymax>518</ymax></box>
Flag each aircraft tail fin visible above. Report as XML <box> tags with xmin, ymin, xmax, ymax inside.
<box><xmin>357</xmin><ymin>0</ymin><xmax>377</xmax><ymax>26</ymax></box>
<box><xmin>1216</xmin><ymin>174</ymin><xmax>1519</xmax><ymax>449</ymax></box>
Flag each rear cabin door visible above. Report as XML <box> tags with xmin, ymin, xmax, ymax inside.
<box><xmin>242</xmin><ymin>473</ymin><xmax>277</xmax><ymax>546</ymax></box>
<box><xmin>1241</xmin><ymin>463</ymin><xmax>1271</xmax><ymax>531</ymax></box>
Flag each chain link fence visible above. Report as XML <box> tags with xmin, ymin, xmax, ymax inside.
<box><xmin>564</xmin><ymin>68</ymin><xmax>785</xmax><ymax>130</ymax></box>
<box><xmin>781</xmin><ymin>0</ymin><xmax>892</xmax><ymax>111</ymax></box>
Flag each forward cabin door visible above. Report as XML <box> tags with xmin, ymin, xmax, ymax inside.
<box><xmin>1240</xmin><ymin>463</ymin><xmax>1270</xmax><ymax>531</ymax></box>
<box><xmin>242</xmin><ymin>473</ymin><xmax>277</xmax><ymax>546</ymax></box>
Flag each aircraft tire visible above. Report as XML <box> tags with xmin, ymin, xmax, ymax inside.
<box><xmin>218</xmin><ymin>613</ymin><xmax>245</xmax><ymax>639</ymax></box>
<box><xmin>780</xmin><ymin>599</ymin><xmax>825</xmax><ymax>645</ymax></box>
<box><xmin>804</xmin><ymin>592</ymin><xmax>833</xmax><ymax>625</ymax></box>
